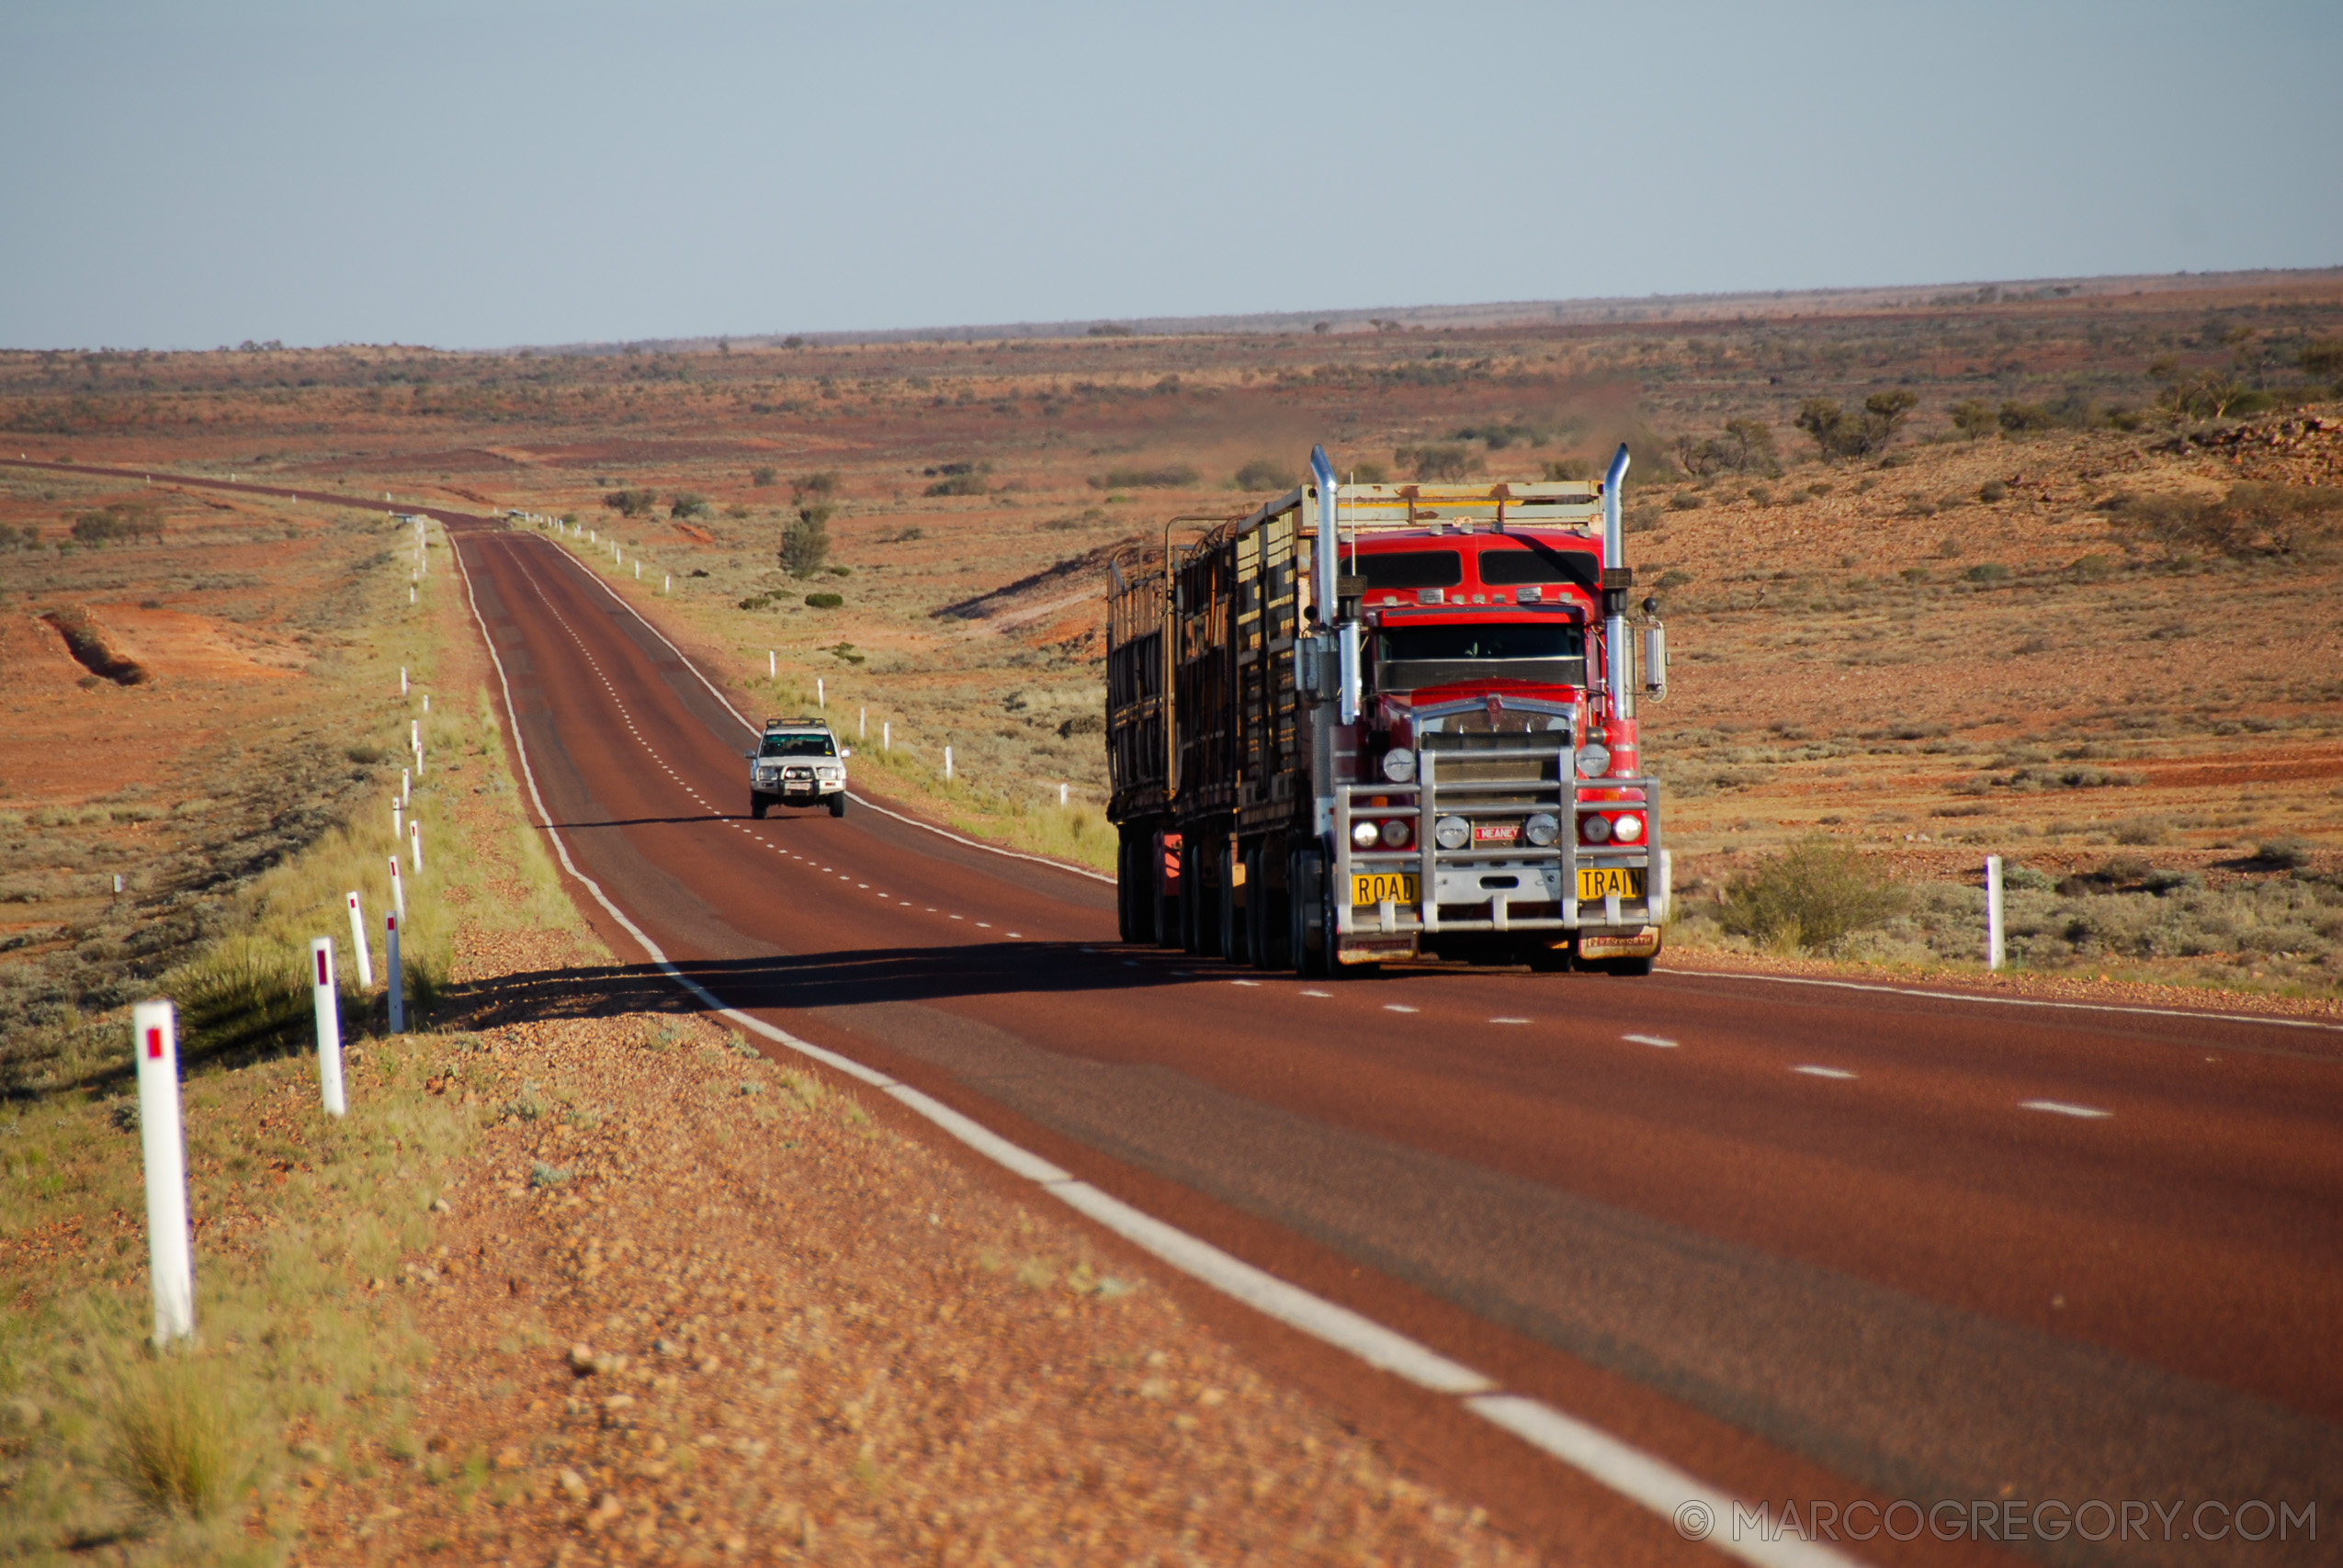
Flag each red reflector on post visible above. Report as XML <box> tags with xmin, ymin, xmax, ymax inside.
<box><xmin>315</xmin><ymin>950</ymin><xmax>329</xmax><ymax>986</ymax></box>
<box><xmin>146</xmin><ymin>1027</ymin><xmax>163</xmax><ymax>1060</ymax></box>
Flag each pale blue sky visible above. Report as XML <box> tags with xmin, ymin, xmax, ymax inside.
<box><xmin>4</xmin><ymin>1</ymin><xmax>2337</xmax><ymax>350</ymax></box>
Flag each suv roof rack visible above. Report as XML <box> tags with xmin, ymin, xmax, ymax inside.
<box><xmin>763</xmin><ymin>716</ymin><xmax>828</xmax><ymax>730</ymax></box>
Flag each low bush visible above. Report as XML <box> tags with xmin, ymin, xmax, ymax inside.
<box><xmin>68</xmin><ymin>503</ymin><xmax>163</xmax><ymax>546</ymax></box>
<box><xmin>1096</xmin><ymin>464</ymin><xmax>1199</xmax><ymax>490</ymax></box>
<box><xmin>804</xmin><ymin>592</ymin><xmax>843</xmax><ymax>609</ymax></box>
<box><xmin>1231</xmin><ymin>457</ymin><xmax>1295</xmax><ymax>491</ymax></box>
<box><xmin>924</xmin><ymin>472</ymin><xmax>990</xmax><ymax>497</ymax></box>
<box><xmin>1718</xmin><ymin>837</ymin><xmax>1907</xmax><ymax>953</ymax></box>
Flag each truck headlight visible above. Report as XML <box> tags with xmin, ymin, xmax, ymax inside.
<box><xmin>1433</xmin><ymin>815</ymin><xmax>1470</xmax><ymax>851</ymax></box>
<box><xmin>1379</xmin><ymin>748</ymin><xmax>1417</xmax><ymax>784</ymax></box>
<box><xmin>1352</xmin><ymin>820</ymin><xmax>1380</xmax><ymax>850</ymax></box>
<box><xmin>1611</xmin><ymin>812</ymin><xmax>1646</xmax><ymax>844</ymax></box>
<box><xmin>1580</xmin><ymin>812</ymin><xmax>1613</xmax><ymax>844</ymax></box>
<box><xmin>1522</xmin><ymin>812</ymin><xmax>1559</xmax><ymax>847</ymax></box>
<box><xmin>1379</xmin><ymin>818</ymin><xmax>1412</xmax><ymax>849</ymax></box>
<box><xmin>1574</xmin><ymin>743</ymin><xmax>1612</xmax><ymax>779</ymax></box>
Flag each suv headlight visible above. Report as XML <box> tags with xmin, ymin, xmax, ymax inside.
<box><xmin>1379</xmin><ymin>748</ymin><xmax>1417</xmax><ymax>784</ymax></box>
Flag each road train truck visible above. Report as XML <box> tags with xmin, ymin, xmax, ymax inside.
<box><xmin>1105</xmin><ymin>444</ymin><xmax>1670</xmax><ymax>976</ymax></box>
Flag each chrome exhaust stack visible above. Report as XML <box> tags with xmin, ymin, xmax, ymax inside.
<box><xmin>1601</xmin><ymin>443</ymin><xmax>1632</xmax><ymax>721</ymax></box>
<box><xmin>1309</xmin><ymin>444</ymin><xmax>1360</xmax><ymax>724</ymax></box>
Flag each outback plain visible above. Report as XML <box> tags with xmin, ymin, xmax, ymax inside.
<box><xmin>4</xmin><ymin>267</ymin><xmax>2342</xmax><ymax>1564</ymax></box>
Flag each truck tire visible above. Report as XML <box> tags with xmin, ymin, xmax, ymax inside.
<box><xmin>1218</xmin><ymin>839</ymin><xmax>1242</xmax><ymax>964</ymax></box>
<box><xmin>750</xmin><ymin>795</ymin><xmax>768</xmax><ymax>819</ymax></box>
<box><xmin>1290</xmin><ymin>848</ymin><xmax>1326</xmax><ymax>977</ymax></box>
<box><xmin>829</xmin><ymin>793</ymin><xmax>847</xmax><ymax>818</ymax></box>
<box><xmin>1242</xmin><ymin>845</ymin><xmax>1268</xmax><ymax>969</ymax></box>
<box><xmin>1154</xmin><ymin>838</ymin><xmax>1181</xmax><ymax>954</ymax></box>
<box><xmin>1115</xmin><ymin>833</ymin><xmax>1139</xmax><ymax>943</ymax></box>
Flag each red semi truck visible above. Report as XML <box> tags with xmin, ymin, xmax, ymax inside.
<box><xmin>1105</xmin><ymin>445</ymin><xmax>1669</xmax><ymax>976</ymax></box>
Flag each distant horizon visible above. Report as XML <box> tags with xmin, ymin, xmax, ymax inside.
<box><xmin>12</xmin><ymin>263</ymin><xmax>2339</xmax><ymax>359</ymax></box>
<box><xmin>5</xmin><ymin>3</ymin><xmax>2336</xmax><ymax>353</ymax></box>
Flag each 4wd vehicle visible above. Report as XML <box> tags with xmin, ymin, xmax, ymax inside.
<box><xmin>747</xmin><ymin>717</ymin><xmax>850</xmax><ymax>818</ymax></box>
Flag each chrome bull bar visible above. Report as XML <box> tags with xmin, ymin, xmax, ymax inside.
<box><xmin>1332</xmin><ymin>746</ymin><xmax>1666</xmax><ymax>938</ymax></box>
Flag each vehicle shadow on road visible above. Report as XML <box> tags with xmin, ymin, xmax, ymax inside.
<box><xmin>440</xmin><ymin>942</ymin><xmax>1185</xmax><ymax>1030</ymax></box>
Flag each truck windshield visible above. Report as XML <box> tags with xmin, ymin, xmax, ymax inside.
<box><xmin>759</xmin><ymin>734</ymin><xmax>836</xmax><ymax>758</ymax></box>
<box><xmin>1374</xmin><ymin>621</ymin><xmax>1586</xmax><ymax>692</ymax></box>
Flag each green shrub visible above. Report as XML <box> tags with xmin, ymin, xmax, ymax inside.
<box><xmin>1231</xmin><ymin>457</ymin><xmax>1295</xmax><ymax>491</ymax></box>
<box><xmin>669</xmin><ymin>491</ymin><xmax>711</xmax><ymax>520</ymax></box>
<box><xmin>106</xmin><ymin>1354</ymin><xmax>244</xmax><ymax>1518</ymax></box>
<box><xmin>804</xmin><ymin>592</ymin><xmax>843</xmax><ymax>609</ymax></box>
<box><xmin>750</xmin><ymin>465</ymin><xmax>776</xmax><ymax>487</ymax></box>
<box><xmin>924</xmin><ymin>472</ymin><xmax>989</xmax><ymax>497</ymax></box>
<box><xmin>1394</xmin><ymin>445</ymin><xmax>1477</xmax><ymax>481</ymax></box>
<box><xmin>1964</xmin><ymin>562</ymin><xmax>2009</xmax><ymax>583</ymax></box>
<box><xmin>602</xmin><ymin>488</ymin><xmax>658</xmax><ymax>518</ymax></box>
<box><xmin>1977</xmin><ymin>479</ymin><xmax>2008</xmax><ymax>503</ymax></box>
<box><xmin>1719</xmin><ymin>837</ymin><xmax>1908</xmax><ymax>953</ymax></box>
<box><xmin>1097</xmin><ymin>464</ymin><xmax>1198</xmax><ymax>490</ymax></box>
<box><xmin>780</xmin><ymin>506</ymin><xmax>832</xmax><ymax>577</ymax></box>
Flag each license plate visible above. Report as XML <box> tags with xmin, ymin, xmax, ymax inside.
<box><xmin>1577</xmin><ymin>867</ymin><xmax>1646</xmax><ymax>900</ymax></box>
<box><xmin>1352</xmin><ymin>871</ymin><xmax>1420</xmax><ymax>907</ymax></box>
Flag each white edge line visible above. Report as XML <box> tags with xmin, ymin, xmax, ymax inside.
<box><xmin>542</xmin><ymin>531</ymin><xmax>1115</xmax><ymax>886</ymax></box>
<box><xmin>1670</xmin><ymin>967</ymin><xmax>2343</xmax><ymax>1033</ymax></box>
<box><xmin>1045</xmin><ymin>1179</ymin><xmax>1493</xmax><ymax>1397</ymax></box>
<box><xmin>454</xmin><ymin>536</ymin><xmax>1873</xmax><ymax>1568</ymax></box>
<box><xmin>1466</xmin><ymin>1397</ymin><xmax>1862</xmax><ymax>1568</ymax></box>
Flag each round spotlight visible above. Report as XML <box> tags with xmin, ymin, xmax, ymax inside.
<box><xmin>1574</xmin><ymin>742</ymin><xmax>1612</xmax><ymax>779</ymax></box>
<box><xmin>1379</xmin><ymin>748</ymin><xmax>1417</xmax><ymax>784</ymax></box>
<box><xmin>1522</xmin><ymin>812</ymin><xmax>1559</xmax><ymax>847</ymax></box>
<box><xmin>1433</xmin><ymin>815</ymin><xmax>1470</xmax><ymax>851</ymax></box>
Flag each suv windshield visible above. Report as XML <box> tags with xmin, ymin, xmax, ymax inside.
<box><xmin>759</xmin><ymin>733</ymin><xmax>836</xmax><ymax>759</ymax></box>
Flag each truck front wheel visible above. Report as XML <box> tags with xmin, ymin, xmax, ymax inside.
<box><xmin>829</xmin><ymin>793</ymin><xmax>847</xmax><ymax>818</ymax></box>
<box><xmin>750</xmin><ymin>795</ymin><xmax>768</xmax><ymax>819</ymax></box>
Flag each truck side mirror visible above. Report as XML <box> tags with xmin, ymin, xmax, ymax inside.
<box><xmin>1642</xmin><ymin>620</ymin><xmax>1668</xmax><ymax>702</ymax></box>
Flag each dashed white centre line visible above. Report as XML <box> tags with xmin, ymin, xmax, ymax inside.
<box><xmin>2021</xmin><ymin>1099</ymin><xmax>2112</xmax><ymax>1120</ymax></box>
<box><xmin>1795</xmin><ymin>1066</ymin><xmax>1857</xmax><ymax>1080</ymax></box>
<box><xmin>1230</xmin><ymin>979</ymin><xmax>1262</xmax><ymax>987</ymax></box>
<box><xmin>977</xmin><ymin>922</ymin><xmax>991</xmax><ymax>929</ymax></box>
<box><xmin>1301</xmin><ymin>989</ymin><xmax>1332</xmax><ymax>998</ymax></box>
<box><xmin>1490</xmin><ymin>1017</ymin><xmax>1532</xmax><ymax>1025</ymax></box>
<box><xmin>1385</xmin><ymin>1004</ymin><xmax>1420</xmax><ymax>1014</ymax></box>
<box><xmin>1624</xmin><ymin>1032</ymin><xmax>1677</xmax><ymax>1048</ymax></box>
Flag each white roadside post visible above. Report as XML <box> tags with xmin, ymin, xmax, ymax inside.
<box><xmin>422</xmin><ymin>694</ymin><xmax>429</xmax><ymax>714</ymax></box>
<box><xmin>389</xmin><ymin>855</ymin><xmax>405</xmax><ymax>919</ymax></box>
<box><xmin>393</xmin><ymin>802</ymin><xmax>403</xmax><ymax>846</ymax></box>
<box><xmin>1059</xmin><ymin>783</ymin><xmax>1070</xmax><ymax>807</ymax></box>
<box><xmin>663</xmin><ymin>574</ymin><xmax>670</xmax><ymax>594</ymax></box>
<box><xmin>309</xmin><ymin>938</ymin><xmax>346</xmax><ymax>1116</ymax></box>
<box><xmin>944</xmin><ymin>745</ymin><xmax>953</xmax><ymax>782</ymax></box>
<box><xmin>859</xmin><ymin>707</ymin><xmax>866</xmax><ymax>741</ymax></box>
<box><xmin>402</xmin><ymin>767</ymin><xmax>411</xmax><ymax>807</ymax></box>
<box><xmin>817</xmin><ymin>677</ymin><xmax>825</xmax><ymax>709</ymax></box>
<box><xmin>768</xmin><ymin>650</ymin><xmax>775</xmax><ymax>680</ymax></box>
<box><xmin>883</xmin><ymin>721</ymin><xmax>890</xmax><ymax>752</ymax></box>
<box><xmin>401</xmin><ymin>666</ymin><xmax>408</xmax><ymax>696</ymax></box>
<box><xmin>386</xmin><ymin>912</ymin><xmax>404</xmax><ymax>1033</ymax></box>
<box><xmin>410</xmin><ymin>818</ymin><xmax>424</xmax><ymax>874</ymax></box>
<box><xmin>131</xmin><ymin>1000</ymin><xmax>195</xmax><ymax>1347</ymax></box>
<box><xmin>1986</xmin><ymin>855</ymin><xmax>2006</xmax><ymax>972</ymax></box>
<box><xmin>345</xmin><ymin>891</ymin><xmax>374</xmax><ymax>987</ymax></box>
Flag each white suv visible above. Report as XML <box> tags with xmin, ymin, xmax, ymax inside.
<box><xmin>747</xmin><ymin>718</ymin><xmax>849</xmax><ymax>818</ymax></box>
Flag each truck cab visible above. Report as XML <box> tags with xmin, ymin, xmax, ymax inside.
<box><xmin>747</xmin><ymin>718</ymin><xmax>849</xmax><ymax>818</ymax></box>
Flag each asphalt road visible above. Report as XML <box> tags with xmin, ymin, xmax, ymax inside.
<box><xmin>16</xmin><ymin>461</ymin><xmax>2335</xmax><ymax>1567</ymax></box>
